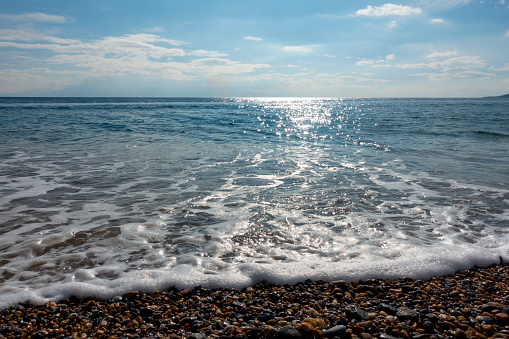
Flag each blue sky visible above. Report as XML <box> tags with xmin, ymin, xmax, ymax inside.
<box><xmin>0</xmin><ymin>0</ymin><xmax>508</xmax><ymax>97</ymax></box>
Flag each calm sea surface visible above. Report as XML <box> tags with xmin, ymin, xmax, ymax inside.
<box><xmin>0</xmin><ymin>97</ymin><xmax>508</xmax><ymax>307</ymax></box>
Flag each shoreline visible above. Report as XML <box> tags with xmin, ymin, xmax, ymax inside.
<box><xmin>1</xmin><ymin>264</ymin><xmax>508</xmax><ymax>339</ymax></box>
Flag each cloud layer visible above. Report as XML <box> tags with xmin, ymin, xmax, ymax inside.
<box><xmin>355</xmin><ymin>4</ymin><xmax>423</xmax><ymax>17</ymax></box>
<box><xmin>0</xmin><ymin>3</ymin><xmax>507</xmax><ymax>97</ymax></box>
<box><xmin>0</xmin><ymin>12</ymin><xmax>67</xmax><ymax>23</ymax></box>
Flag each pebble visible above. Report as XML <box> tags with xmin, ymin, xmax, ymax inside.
<box><xmin>496</xmin><ymin>313</ymin><xmax>509</xmax><ymax>326</ymax></box>
<box><xmin>345</xmin><ymin>304</ymin><xmax>370</xmax><ymax>321</ymax></box>
<box><xmin>0</xmin><ymin>264</ymin><xmax>508</xmax><ymax>338</ymax></box>
<box><xmin>276</xmin><ymin>325</ymin><xmax>303</xmax><ymax>339</ymax></box>
<box><xmin>396</xmin><ymin>306</ymin><xmax>419</xmax><ymax>322</ymax></box>
<box><xmin>322</xmin><ymin>324</ymin><xmax>347</xmax><ymax>338</ymax></box>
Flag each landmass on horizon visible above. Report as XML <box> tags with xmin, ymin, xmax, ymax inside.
<box><xmin>482</xmin><ymin>93</ymin><xmax>509</xmax><ymax>99</ymax></box>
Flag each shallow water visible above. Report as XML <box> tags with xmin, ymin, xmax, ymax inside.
<box><xmin>0</xmin><ymin>97</ymin><xmax>508</xmax><ymax>307</ymax></box>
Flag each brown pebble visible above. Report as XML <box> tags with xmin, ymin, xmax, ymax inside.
<box><xmin>263</xmin><ymin>325</ymin><xmax>277</xmax><ymax>336</ymax></box>
<box><xmin>455</xmin><ymin>329</ymin><xmax>468</xmax><ymax>339</ymax></box>
<box><xmin>495</xmin><ymin>313</ymin><xmax>509</xmax><ymax>325</ymax></box>
<box><xmin>353</xmin><ymin>325</ymin><xmax>365</xmax><ymax>335</ymax></box>
<box><xmin>300</xmin><ymin>322</ymin><xmax>315</xmax><ymax>333</ymax></box>
<box><xmin>481</xmin><ymin>325</ymin><xmax>496</xmax><ymax>334</ymax></box>
<box><xmin>122</xmin><ymin>291</ymin><xmax>138</xmax><ymax>299</ymax></box>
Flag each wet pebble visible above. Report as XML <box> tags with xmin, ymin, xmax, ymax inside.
<box><xmin>0</xmin><ymin>264</ymin><xmax>508</xmax><ymax>339</ymax></box>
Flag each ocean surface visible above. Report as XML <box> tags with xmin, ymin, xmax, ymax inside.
<box><xmin>0</xmin><ymin>97</ymin><xmax>508</xmax><ymax>308</ymax></box>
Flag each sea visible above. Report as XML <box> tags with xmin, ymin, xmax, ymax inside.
<box><xmin>0</xmin><ymin>97</ymin><xmax>508</xmax><ymax>308</ymax></box>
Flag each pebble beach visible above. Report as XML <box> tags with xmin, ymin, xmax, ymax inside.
<box><xmin>1</xmin><ymin>264</ymin><xmax>508</xmax><ymax>339</ymax></box>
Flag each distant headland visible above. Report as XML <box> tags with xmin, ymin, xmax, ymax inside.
<box><xmin>482</xmin><ymin>93</ymin><xmax>509</xmax><ymax>99</ymax></box>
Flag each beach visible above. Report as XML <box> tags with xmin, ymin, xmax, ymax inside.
<box><xmin>1</xmin><ymin>264</ymin><xmax>508</xmax><ymax>339</ymax></box>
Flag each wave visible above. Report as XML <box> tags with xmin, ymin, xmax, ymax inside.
<box><xmin>474</xmin><ymin>130</ymin><xmax>509</xmax><ymax>137</ymax></box>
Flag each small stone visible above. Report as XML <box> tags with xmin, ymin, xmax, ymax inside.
<box><xmin>397</xmin><ymin>307</ymin><xmax>419</xmax><ymax>322</ymax></box>
<box><xmin>385</xmin><ymin>316</ymin><xmax>395</xmax><ymax>326</ymax></box>
<box><xmin>495</xmin><ymin>313</ymin><xmax>509</xmax><ymax>326</ymax></box>
<box><xmin>345</xmin><ymin>305</ymin><xmax>370</xmax><ymax>321</ymax></box>
<box><xmin>139</xmin><ymin>307</ymin><xmax>154</xmax><ymax>318</ymax></box>
<box><xmin>481</xmin><ymin>324</ymin><xmax>496</xmax><ymax>334</ymax></box>
<box><xmin>465</xmin><ymin>330</ymin><xmax>477</xmax><ymax>338</ymax></box>
<box><xmin>331</xmin><ymin>280</ymin><xmax>347</xmax><ymax>287</ymax></box>
<box><xmin>353</xmin><ymin>325</ymin><xmax>365</xmax><ymax>335</ymax></box>
<box><xmin>263</xmin><ymin>325</ymin><xmax>278</xmax><ymax>337</ymax></box>
<box><xmin>422</xmin><ymin>321</ymin><xmax>435</xmax><ymax>333</ymax></box>
<box><xmin>378</xmin><ymin>303</ymin><xmax>398</xmax><ymax>316</ymax></box>
<box><xmin>122</xmin><ymin>291</ymin><xmax>138</xmax><ymax>299</ymax></box>
<box><xmin>305</xmin><ymin>318</ymin><xmax>326</xmax><ymax>330</ymax></box>
<box><xmin>450</xmin><ymin>290</ymin><xmax>461</xmax><ymax>297</ymax></box>
<box><xmin>299</xmin><ymin>322</ymin><xmax>315</xmax><ymax>333</ymax></box>
<box><xmin>258</xmin><ymin>312</ymin><xmax>274</xmax><ymax>322</ymax></box>
<box><xmin>322</xmin><ymin>325</ymin><xmax>347</xmax><ymax>338</ymax></box>
<box><xmin>455</xmin><ymin>329</ymin><xmax>467</xmax><ymax>339</ymax></box>
<box><xmin>276</xmin><ymin>325</ymin><xmax>303</xmax><ymax>339</ymax></box>
<box><xmin>482</xmin><ymin>302</ymin><xmax>504</xmax><ymax>313</ymax></box>
<box><xmin>308</xmin><ymin>308</ymin><xmax>319</xmax><ymax>317</ymax></box>
<box><xmin>112</xmin><ymin>295</ymin><xmax>123</xmax><ymax>302</ymax></box>
<box><xmin>359</xmin><ymin>321</ymin><xmax>373</xmax><ymax>330</ymax></box>
<box><xmin>380</xmin><ymin>334</ymin><xmax>400</xmax><ymax>339</ymax></box>
<box><xmin>477</xmin><ymin>316</ymin><xmax>494</xmax><ymax>324</ymax></box>
<box><xmin>247</xmin><ymin>328</ymin><xmax>262</xmax><ymax>338</ymax></box>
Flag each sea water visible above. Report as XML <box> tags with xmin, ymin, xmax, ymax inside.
<box><xmin>0</xmin><ymin>97</ymin><xmax>508</xmax><ymax>308</ymax></box>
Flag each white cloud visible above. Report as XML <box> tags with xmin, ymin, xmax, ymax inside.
<box><xmin>0</xmin><ymin>12</ymin><xmax>67</xmax><ymax>23</ymax></box>
<box><xmin>490</xmin><ymin>63</ymin><xmax>509</xmax><ymax>71</ymax></box>
<box><xmin>429</xmin><ymin>18</ymin><xmax>445</xmax><ymax>23</ymax></box>
<box><xmin>385</xmin><ymin>54</ymin><xmax>396</xmax><ymax>61</ymax></box>
<box><xmin>410</xmin><ymin>69</ymin><xmax>494</xmax><ymax>81</ymax></box>
<box><xmin>397</xmin><ymin>56</ymin><xmax>486</xmax><ymax>72</ymax></box>
<box><xmin>244</xmin><ymin>36</ymin><xmax>263</xmax><ymax>41</ymax></box>
<box><xmin>427</xmin><ymin>50</ymin><xmax>458</xmax><ymax>58</ymax></box>
<box><xmin>505</xmin><ymin>30</ymin><xmax>509</xmax><ymax>37</ymax></box>
<box><xmin>188</xmin><ymin>50</ymin><xmax>228</xmax><ymax>58</ymax></box>
<box><xmin>282</xmin><ymin>45</ymin><xmax>315</xmax><ymax>54</ymax></box>
<box><xmin>188</xmin><ymin>58</ymin><xmax>269</xmax><ymax>76</ymax></box>
<box><xmin>355</xmin><ymin>4</ymin><xmax>422</xmax><ymax>17</ymax></box>
<box><xmin>0</xmin><ymin>29</ymin><xmax>80</xmax><ymax>44</ymax></box>
<box><xmin>356</xmin><ymin>59</ymin><xmax>375</xmax><ymax>66</ymax></box>
<box><xmin>388</xmin><ymin>21</ymin><xmax>398</xmax><ymax>28</ymax></box>
<box><xmin>433</xmin><ymin>56</ymin><xmax>486</xmax><ymax>70</ymax></box>
<box><xmin>0</xmin><ymin>32</ymin><xmax>192</xmax><ymax>57</ymax></box>
<box><xmin>0</xmin><ymin>31</ymin><xmax>268</xmax><ymax>80</ymax></box>
<box><xmin>0</xmin><ymin>68</ymin><xmax>82</xmax><ymax>94</ymax></box>
<box><xmin>461</xmin><ymin>71</ymin><xmax>494</xmax><ymax>77</ymax></box>
<box><xmin>356</xmin><ymin>54</ymin><xmax>396</xmax><ymax>66</ymax></box>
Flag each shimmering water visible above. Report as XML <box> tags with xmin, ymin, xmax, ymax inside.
<box><xmin>0</xmin><ymin>97</ymin><xmax>508</xmax><ymax>307</ymax></box>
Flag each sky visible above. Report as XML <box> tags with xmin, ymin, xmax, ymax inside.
<box><xmin>0</xmin><ymin>0</ymin><xmax>508</xmax><ymax>97</ymax></box>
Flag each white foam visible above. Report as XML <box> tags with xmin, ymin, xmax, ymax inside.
<box><xmin>0</xmin><ymin>237</ymin><xmax>506</xmax><ymax>309</ymax></box>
